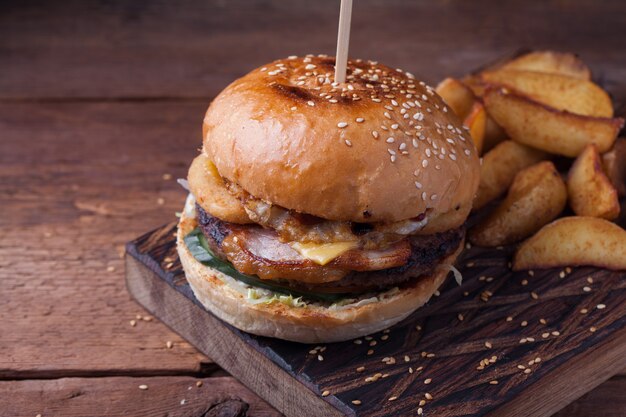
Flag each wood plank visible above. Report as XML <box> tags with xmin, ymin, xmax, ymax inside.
<box><xmin>0</xmin><ymin>376</ymin><xmax>281</xmax><ymax>417</ymax></box>
<box><xmin>1</xmin><ymin>0</ymin><xmax>625</xmax><ymax>100</ymax></box>
<box><xmin>126</xmin><ymin>220</ymin><xmax>626</xmax><ymax>417</ymax></box>
<box><xmin>554</xmin><ymin>377</ymin><xmax>626</xmax><ymax>417</ymax></box>
<box><xmin>0</xmin><ymin>102</ymin><xmax>210</xmax><ymax>378</ymax></box>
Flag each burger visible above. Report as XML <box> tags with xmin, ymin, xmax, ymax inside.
<box><xmin>177</xmin><ymin>55</ymin><xmax>480</xmax><ymax>343</ymax></box>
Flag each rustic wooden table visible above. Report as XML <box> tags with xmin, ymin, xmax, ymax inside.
<box><xmin>1</xmin><ymin>1</ymin><xmax>624</xmax><ymax>416</ymax></box>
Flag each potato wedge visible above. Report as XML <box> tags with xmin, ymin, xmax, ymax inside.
<box><xmin>484</xmin><ymin>87</ymin><xmax>623</xmax><ymax>157</ymax></box>
<box><xmin>474</xmin><ymin>140</ymin><xmax>547</xmax><ymax>209</ymax></box>
<box><xmin>479</xmin><ymin>70</ymin><xmax>613</xmax><ymax>117</ymax></box>
<box><xmin>498</xmin><ymin>51</ymin><xmax>591</xmax><ymax>80</ymax></box>
<box><xmin>435</xmin><ymin>77</ymin><xmax>475</xmax><ymax>120</ymax></box>
<box><xmin>463</xmin><ymin>101</ymin><xmax>486</xmax><ymax>154</ymax></box>
<box><xmin>483</xmin><ymin>114</ymin><xmax>507</xmax><ymax>153</ymax></box>
<box><xmin>470</xmin><ymin>161</ymin><xmax>566</xmax><ymax>246</ymax></box>
<box><xmin>568</xmin><ymin>144</ymin><xmax>620</xmax><ymax>219</ymax></box>
<box><xmin>602</xmin><ymin>138</ymin><xmax>626</xmax><ymax>197</ymax></box>
<box><xmin>513</xmin><ymin>217</ymin><xmax>626</xmax><ymax>271</ymax></box>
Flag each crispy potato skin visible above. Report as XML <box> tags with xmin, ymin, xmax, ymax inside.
<box><xmin>484</xmin><ymin>87</ymin><xmax>623</xmax><ymax>157</ymax></box>
<box><xmin>463</xmin><ymin>102</ymin><xmax>486</xmax><ymax>155</ymax></box>
<box><xmin>513</xmin><ymin>216</ymin><xmax>626</xmax><ymax>271</ymax></box>
<box><xmin>474</xmin><ymin>140</ymin><xmax>547</xmax><ymax>210</ymax></box>
<box><xmin>567</xmin><ymin>144</ymin><xmax>620</xmax><ymax>220</ymax></box>
<box><xmin>470</xmin><ymin>161</ymin><xmax>566</xmax><ymax>246</ymax></box>
<box><xmin>435</xmin><ymin>78</ymin><xmax>475</xmax><ymax>120</ymax></box>
<box><xmin>602</xmin><ymin>138</ymin><xmax>626</xmax><ymax>197</ymax></box>
<box><xmin>497</xmin><ymin>51</ymin><xmax>592</xmax><ymax>80</ymax></box>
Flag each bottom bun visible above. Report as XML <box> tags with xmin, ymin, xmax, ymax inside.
<box><xmin>177</xmin><ymin>210</ymin><xmax>462</xmax><ymax>343</ymax></box>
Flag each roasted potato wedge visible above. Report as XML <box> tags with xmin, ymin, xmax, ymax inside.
<box><xmin>498</xmin><ymin>51</ymin><xmax>592</xmax><ymax>80</ymax></box>
<box><xmin>602</xmin><ymin>138</ymin><xmax>626</xmax><ymax>197</ymax></box>
<box><xmin>479</xmin><ymin>70</ymin><xmax>613</xmax><ymax>118</ymax></box>
<box><xmin>567</xmin><ymin>144</ymin><xmax>620</xmax><ymax>220</ymax></box>
<box><xmin>470</xmin><ymin>161</ymin><xmax>566</xmax><ymax>246</ymax></box>
<box><xmin>483</xmin><ymin>114</ymin><xmax>507</xmax><ymax>153</ymax></box>
<box><xmin>474</xmin><ymin>140</ymin><xmax>547</xmax><ymax>209</ymax></box>
<box><xmin>463</xmin><ymin>101</ymin><xmax>486</xmax><ymax>154</ymax></box>
<box><xmin>484</xmin><ymin>87</ymin><xmax>623</xmax><ymax>157</ymax></box>
<box><xmin>435</xmin><ymin>77</ymin><xmax>475</xmax><ymax>120</ymax></box>
<box><xmin>513</xmin><ymin>217</ymin><xmax>626</xmax><ymax>271</ymax></box>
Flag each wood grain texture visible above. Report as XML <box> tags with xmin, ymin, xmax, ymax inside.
<box><xmin>1</xmin><ymin>0</ymin><xmax>625</xmax><ymax>104</ymax></box>
<box><xmin>0</xmin><ymin>102</ymin><xmax>209</xmax><ymax>378</ymax></box>
<box><xmin>0</xmin><ymin>376</ymin><xmax>281</xmax><ymax>417</ymax></box>
<box><xmin>126</xmin><ymin>217</ymin><xmax>626</xmax><ymax>417</ymax></box>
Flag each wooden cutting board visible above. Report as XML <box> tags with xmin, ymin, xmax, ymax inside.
<box><xmin>125</xmin><ymin>211</ymin><xmax>626</xmax><ymax>417</ymax></box>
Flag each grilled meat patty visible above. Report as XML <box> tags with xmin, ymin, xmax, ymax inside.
<box><xmin>197</xmin><ymin>205</ymin><xmax>463</xmax><ymax>294</ymax></box>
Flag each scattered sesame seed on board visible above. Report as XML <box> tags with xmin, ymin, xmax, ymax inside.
<box><xmin>130</xmin><ymin>320</ymin><xmax>137</xmax><ymax>327</ymax></box>
<box><xmin>485</xmin><ymin>341</ymin><xmax>493</xmax><ymax>349</ymax></box>
<box><xmin>317</xmin><ymin>355</ymin><xmax>324</xmax><ymax>361</ymax></box>
<box><xmin>424</xmin><ymin>378</ymin><xmax>432</xmax><ymax>384</ymax></box>
<box><xmin>166</xmin><ymin>341</ymin><xmax>173</xmax><ymax>349</ymax></box>
<box><xmin>490</xmin><ymin>380</ymin><xmax>499</xmax><ymax>385</ymax></box>
<box><xmin>597</xmin><ymin>304</ymin><xmax>606</xmax><ymax>309</ymax></box>
<box><xmin>521</xmin><ymin>321</ymin><xmax>528</xmax><ymax>327</ymax></box>
<box><xmin>418</xmin><ymin>407</ymin><xmax>424</xmax><ymax>415</ymax></box>
<box><xmin>357</xmin><ymin>366</ymin><xmax>365</xmax><ymax>372</ymax></box>
<box><xmin>583</xmin><ymin>286</ymin><xmax>592</xmax><ymax>292</ymax></box>
<box><xmin>351</xmin><ymin>400</ymin><xmax>362</xmax><ymax>405</ymax></box>
<box><xmin>322</xmin><ymin>390</ymin><xmax>330</xmax><ymax>397</ymax></box>
<box><xmin>590</xmin><ymin>327</ymin><xmax>597</xmax><ymax>332</ymax></box>
<box><xmin>196</xmin><ymin>381</ymin><xmax>203</xmax><ymax>387</ymax></box>
<box><xmin>367</xmin><ymin>349</ymin><xmax>374</xmax><ymax>355</ymax></box>
<box><xmin>419</xmin><ymin>399</ymin><xmax>426</xmax><ymax>406</ymax></box>
<box><xmin>388</xmin><ymin>396</ymin><xmax>398</xmax><ymax>401</ymax></box>
<box><xmin>138</xmin><ymin>384</ymin><xmax>148</xmax><ymax>390</ymax></box>
<box><xmin>531</xmin><ymin>292</ymin><xmax>539</xmax><ymax>300</ymax></box>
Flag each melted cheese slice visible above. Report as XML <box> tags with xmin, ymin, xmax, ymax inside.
<box><xmin>291</xmin><ymin>241</ymin><xmax>358</xmax><ymax>265</ymax></box>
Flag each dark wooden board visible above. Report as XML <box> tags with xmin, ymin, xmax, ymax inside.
<box><xmin>126</xmin><ymin>213</ymin><xmax>626</xmax><ymax>417</ymax></box>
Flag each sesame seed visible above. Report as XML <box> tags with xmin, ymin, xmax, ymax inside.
<box><xmin>384</xmin><ymin>112</ymin><xmax>391</xmax><ymax>119</ymax></box>
<box><xmin>521</xmin><ymin>279</ymin><xmax>528</xmax><ymax>286</ymax></box>
<box><xmin>580</xmin><ymin>308</ymin><xmax>588</xmax><ymax>314</ymax></box>
<box><xmin>552</xmin><ymin>331</ymin><xmax>560</xmax><ymax>336</ymax></box>
<box><xmin>352</xmin><ymin>400</ymin><xmax>362</xmax><ymax>405</ymax></box>
<box><xmin>521</xmin><ymin>321</ymin><xmax>528</xmax><ymax>327</ymax></box>
<box><xmin>422</xmin><ymin>160</ymin><xmax>429</xmax><ymax>168</ymax></box>
<box><xmin>587</xmin><ymin>277</ymin><xmax>593</xmax><ymax>283</ymax></box>
<box><xmin>421</xmin><ymin>192</ymin><xmax>427</xmax><ymax>201</ymax></box>
<box><xmin>399</xmin><ymin>143</ymin><xmax>407</xmax><ymax>150</ymax></box>
<box><xmin>381</xmin><ymin>335</ymin><xmax>389</xmax><ymax>340</ymax></box>
<box><xmin>458</xmin><ymin>313</ymin><xmax>464</xmax><ymax>321</ymax></box>
<box><xmin>524</xmin><ymin>368</ymin><xmax>532</xmax><ymax>374</ymax></box>
<box><xmin>583</xmin><ymin>286</ymin><xmax>591</xmax><ymax>292</ymax></box>
<box><xmin>337</xmin><ymin>122</ymin><xmax>348</xmax><ymax>128</ymax></box>
<box><xmin>531</xmin><ymin>292</ymin><xmax>539</xmax><ymax>300</ymax></box>
<box><xmin>166</xmin><ymin>341</ymin><xmax>173</xmax><ymax>349</ymax></box>
<box><xmin>322</xmin><ymin>390</ymin><xmax>330</xmax><ymax>397</ymax></box>
<box><xmin>138</xmin><ymin>384</ymin><xmax>148</xmax><ymax>390</ymax></box>
<box><xmin>386</xmin><ymin>137</ymin><xmax>395</xmax><ymax>143</ymax></box>
<box><xmin>485</xmin><ymin>341</ymin><xmax>493</xmax><ymax>349</ymax></box>
<box><xmin>318</xmin><ymin>355</ymin><xmax>324</xmax><ymax>361</ymax></box>
<box><xmin>353</xmin><ymin>339</ymin><xmax>362</xmax><ymax>344</ymax></box>
<box><xmin>391</xmin><ymin>123</ymin><xmax>399</xmax><ymax>130</ymax></box>
<box><xmin>367</xmin><ymin>349</ymin><xmax>374</xmax><ymax>355</ymax></box>
<box><xmin>542</xmin><ymin>332</ymin><xmax>550</xmax><ymax>338</ymax></box>
<box><xmin>130</xmin><ymin>320</ymin><xmax>137</xmax><ymax>327</ymax></box>
<box><xmin>356</xmin><ymin>117</ymin><xmax>364</xmax><ymax>123</ymax></box>
<box><xmin>430</xmin><ymin>194</ymin><xmax>437</xmax><ymax>201</ymax></box>
<box><xmin>357</xmin><ymin>366</ymin><xmax>365</xmax><ymax>372</ymax></box>
<box><xmin>597</xmin><ymin>304</ymin><xmax>606</xmax><ymax>309</ymax></box>
<box><xmin>344</xmin><ymin>140</ymin><xmax>352</xmax><ymax>147</ymax></box>
<box><xmin>489</xmin><ymin>380</ymin><xmax>498</xmax><ymax>385</ymax></box>
<box><xmin>388</xmin><ymin>396</ymin><xmax>398</xmax><ymax>401</ymax></box>
<box><xmin>540</xmin><ymin>318</ymin><xmax>547</xmax><ymax>325</ymax></box>
<box><xmin>424</xmin><ymin>378</ymin><xmax>432</xmax><ymax>384</ymax></box>
<box><xmin>307</xmin><ymin>101</ymin><xmax>315</xmax><ymax>106</ymax></box>
<box><xmin>372</xmin><ymin>131</ymin><xmax>379</xmax><ymax>139</ymax></box>
<box><xmin>590</xmin><ymin>326</ymin><xmax>597</xmax><ymax>332</ymax></box>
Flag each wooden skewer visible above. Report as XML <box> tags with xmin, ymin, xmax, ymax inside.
<box><xmin>334</xmin><ymin>0</ymin><xmax>353</xmax><ymax>84</ymax></box>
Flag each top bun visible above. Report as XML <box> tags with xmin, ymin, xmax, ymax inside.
<box><xmin>203</xmin><ymin>55</ymin><xmax>480</xmax><ymax>223</ymax></box>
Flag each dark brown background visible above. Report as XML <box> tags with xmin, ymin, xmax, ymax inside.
<box><xmin>0</xmin><ymin>1</ymin><xmax>624</xmax><ymax>415</ymax></box>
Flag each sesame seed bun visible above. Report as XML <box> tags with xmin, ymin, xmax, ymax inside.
<box><xmin>203</xmin><ymin>55</ymin><xmax>480</xmax><ymax>224</ymax></box>
<box><xmin>177</xmin><ymin>210</ymin><xmax>462</xmax><ymax>343</ymax></box>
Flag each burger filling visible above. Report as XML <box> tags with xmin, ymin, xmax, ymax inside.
<box><xmin>182</xmin><ymin>154</ymin><xmax>464</xmax><ymax>303</ymax></box>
